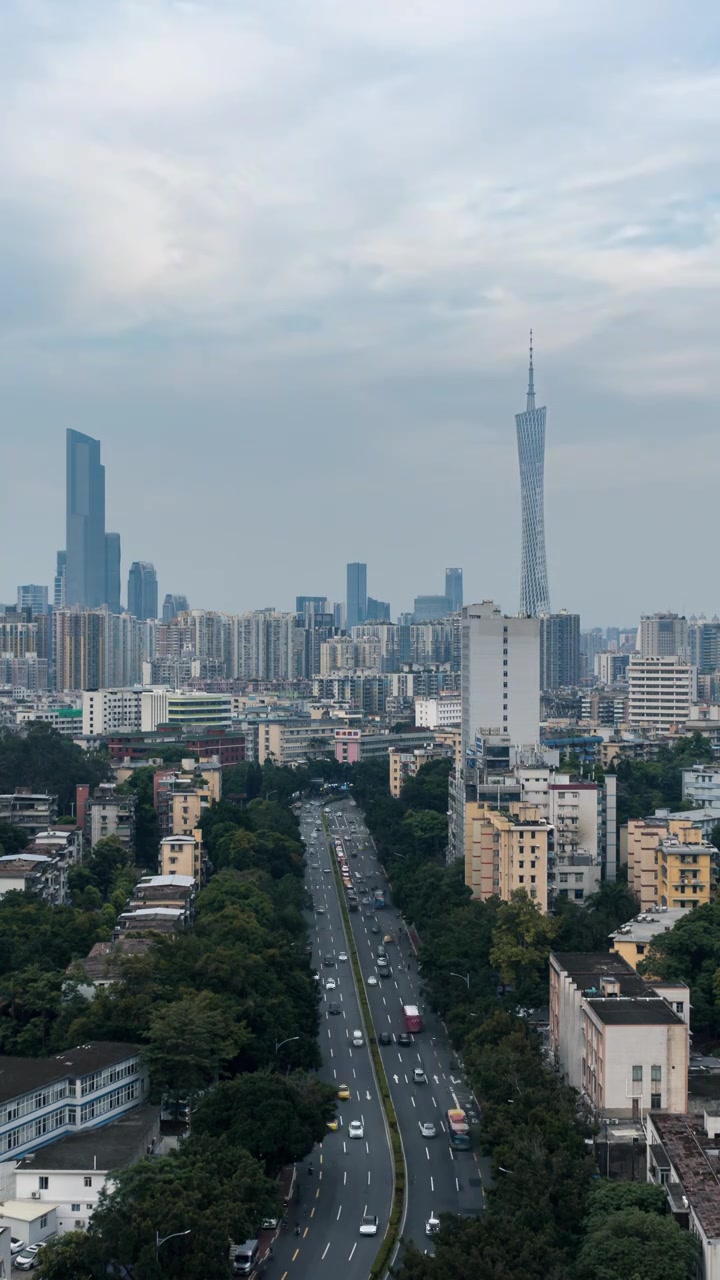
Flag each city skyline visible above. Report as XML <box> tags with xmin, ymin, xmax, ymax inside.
<box><xmin>2</xmin><ymin>4</ymin><xmax>720</xmax><ymax>623</ymax></box>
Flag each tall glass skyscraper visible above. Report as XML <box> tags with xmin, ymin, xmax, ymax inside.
<box><xmin>346</xmin><ymin>562</ymin><xmax>367</xmax><ymax>629</ymax></box>
<box><xmin>515</xmin><ymin>335</ymin><xmax>550</xmax><ymax>616</ymax></box>
<box><xmin>445</xmin><ymin>568</ymin><xmax>463</xmax><ymax>613</ymax></box>
<box><xmin>66</xmin><ymin>429</ymin><xmax>106</xmax><ymax>608</ymax></box>
<box><xmin>128</xmin><ymin>562</ymin><xmax>158</xmax><ymax>621</ymax></box>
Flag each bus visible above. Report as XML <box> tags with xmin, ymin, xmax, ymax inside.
<box><xmin>446</xmin><ymin>1109</ymin><xmax>471</xmax><ymax>1150</ymax></box>
<box><xmin>403</xmin><ymin>1004</ymin><xmax>423</xmax><ymax>1034</ymax></box>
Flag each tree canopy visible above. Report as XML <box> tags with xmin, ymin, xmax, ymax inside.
<box><xmin>0</xmin><ymin>723</ymin><xmax>110</xmax><ymax>811</ymax></box>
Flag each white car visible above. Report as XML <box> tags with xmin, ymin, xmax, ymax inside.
<box><xmin>359</xmin><ymin>1213</ymin><xmax>378</xmax><ymax>1236</ymax></box>
<box><xmin>425</xmin><ymin>1215</ymin><xmax>440</xmax><ymax>1237</ymax></box>
<box><xmin>420</xmin><ymin>1122</ymin><xmax>436</xmax><ymax>1138</ymax></box>
<box><xmin>15</xmin><ymin>1244</ymin><xmax>46</xmax><ymax>1271</ymax></box>
<box><xmin>413</xmin><ymin>1068</ymin><xmax>427</xmax><ymax>1084</ymax></box>
<box><xmin>325</xmin><ymin>978</ymin><xmax>336</xmax><ymax>990</ymax></box>
<box><xmin>10</xmin><ymin>1238</ymin><xmax>25</xmax><ymax>1256</ymax></box>
<box><xmin>348</xmin><ymin>1120</ymin><xmax>364</xmax><ymax>1139</ymax></box>
<box><xmin>338</xmin><ymin>952</ymin><xmax>348</xmax><ymax>962</ymax></box>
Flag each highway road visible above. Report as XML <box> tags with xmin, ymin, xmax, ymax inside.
<box><xmin>264</xmin><ymin>798</ymin><xmax>394</xmax><ymax>1280</ymax></box>
<box><xmin>325</xmin><ymin>797</ymin><xmax>491</xmax><ymax>1257</ymax></box>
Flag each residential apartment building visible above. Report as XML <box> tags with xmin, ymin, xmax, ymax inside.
<box><xmin>389</xmin><ymin>743</ymin><xmax>444</xmax><ymax>799</ymax></box>
<box><xmin>682</xmin><ymin>764</ymin><xmax>720</xmax><ymax>810</ymax></box>
<box><xmin>84</xmin><ymin>784</ymin><xmax>136</xmax><ymax>851</ymax></box>
<box><xmin>0</xmin><ymin>1042</ymin><xmax>147</xmax><ymax>1160</ymax></box>
<box><xmin>624</xmin><ymin>816</ymin><xmax>717</xmax><ymax>909</ymax></box>
<box><xmin>0</xmin><ymin>792</ymin><xmax>57</xmax><ymax>837</ymax></box>
<box><xmin>627</xmin><ymin>655</ymin><xmax>697</xmax><ymax>732</ymax></box>
<box><xmin>16</xmin><ymin>704</ymin><xmax>82</xmax><ymax>737</ymax></box>
<box><xmin>594</xmin><ymin>651</ymin><xmax>630</xmax><ymax>685</ymax></box>
<box><xmin>549</xmin><ymin>952</ymin><xmax>689</xmax><ymax>1118</ymax></box>
<box><xmin>464</xmin><ymin>802</ymin><xmax>550</xmax><ymax>910</ymax></box>
<box><xmin>257</xmin><ymin>719</ymin><xmax>338</xmax><ymax>766</ymax></box>
<box><xmin>414</xmin><ymin>695</ymin><xmax>462</xmax><ymax>729</ymax></box>
<box><xmin>646</xmin><ymin>1112</ymin><xmax>720</xmax><ymax>1280</ymax></box>
<box><xmin>159</xmin><ymin>833</ymin><xmax>204</xmax><ymax>884</ymax></box>
<box><xmin>539</xmin><ymin>611</ymin><xmax>580</xmax><ymax>690</ymax></box>
<box><xmin>0</xmin><ymin>852</ymin><xmax>69</xmax><ymax>904</ymax></box>
<box><xmin>82</xmin><ymin>688</ymin><xmax>142</xmax><ymax>737</ymax></box>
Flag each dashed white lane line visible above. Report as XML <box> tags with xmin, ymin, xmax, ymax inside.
<box><xmin>430</xmin><ymin>1176</ymin><xmax>434</xmax><ymax>1192</ymax></box>
<box><xmin>348</xmin><ymin>1244</ymin><xmax>357</xmax><ymax>1261</ymax></box>
<box><xmin>337</xmin><ymin>1206</ymin><xmax>342</xmax><ymax>1220</ymax></box>
<box><xmin>322</xmin><ymin>1243</ymin><xmax>330</xmax><ymax>1259</ymax></box>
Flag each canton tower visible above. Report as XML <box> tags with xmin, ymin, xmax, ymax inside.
<box><xmin>515</xmin><ymin>332</ymin><xmax>550</xmax><ymax>616</ymax></box>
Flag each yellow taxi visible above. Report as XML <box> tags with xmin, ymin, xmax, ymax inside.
<box><xmin>337</xmin><ymin>1084</ymin><xmax>351</xmax><ymax>1101</ymax></box>
<box><xmin>326</xmin><ymin>1118</ymin><xmax>339</xmax><ymax>1131</ymax></box>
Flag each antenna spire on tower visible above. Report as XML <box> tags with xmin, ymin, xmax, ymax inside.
<box><xmin>527</xmin><ymin>329</ymin><xmax>535</xmax><ymax>409</ymax></box>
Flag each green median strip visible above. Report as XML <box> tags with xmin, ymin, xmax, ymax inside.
<box><xmin>322</xmin><ymin>814</ymin><xmax>407</xmax><ymax>1279</ymax></box>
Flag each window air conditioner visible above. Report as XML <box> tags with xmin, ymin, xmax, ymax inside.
<box><xmin>31</xmin><ymin>1191</ymin><xmax>41</xmax><ymax>1199</ymax></box>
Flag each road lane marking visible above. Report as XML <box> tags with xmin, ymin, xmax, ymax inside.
<box><xmin>426</xmin><ymin>1146</ymin><xmax>430</xmax><ymax>1159</ymax></box>
<box><xmin>337</xmin><ymin>1206</ymin><xmax>342</xmax><ymax>1220</ymax></box>
<box><xmin>322</xmin><ymin>1243</ymin><xmax>330</xmax><ymax>1259</ymax></box>
<box><xmin>311</xmin><ymin>1207</ymin><xmax>316</xmax><ymax>1217</ymax></box>
<box><xmin>292</xmin><ymin>1249</ymin><xmax>300</xmax><ymax>1261</ymax></box>
<box><xmin>304</xmin><ymin>1227</ymin><xmax>309</xmax><ymax>1237</ymax></box>
<box><xmin>348</xmin><ymin>1244</ymin><xmax>357</xmax><ymax>1261</ymax></box>
<box><xmin>430</xmin><ymin>1177</ymin><xmax>434</xmax><ymax>1191</ymax></box>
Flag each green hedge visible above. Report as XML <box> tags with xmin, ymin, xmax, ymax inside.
<box><xmin>322</xmin><ymin>815</ymin><xmax>407</xmax><ymax>1279</ymax></box>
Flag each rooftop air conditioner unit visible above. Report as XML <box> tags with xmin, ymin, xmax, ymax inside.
<box><xmin>31</xmin><ymin>1191</ymin><xmax>41</xmax><ymax>1199</ymax></box>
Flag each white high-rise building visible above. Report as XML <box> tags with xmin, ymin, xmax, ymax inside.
<box><xmin>461</xmin><ymin>601</ymin><xmax>540</xmax><ymax>750</ymax></box>
<box><xmin>627</xmin><ymin>655</ymin><xmax>697</xmax><ymax>732</ymax></box>
<box><xmin>82</xmin><ymin>688</ymin><xmax>142</xmax><ymax>736</ymax></box>
<box><xmin>450</xmin><ymin>602</ymin><xmax>540</xmax><ymax>862</ymax></box>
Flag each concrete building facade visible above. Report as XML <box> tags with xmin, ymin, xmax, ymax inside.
<box><xmin>627</xmin><ymin>655</ymin><xmax>697</xmax><ymax>732</ymax></box>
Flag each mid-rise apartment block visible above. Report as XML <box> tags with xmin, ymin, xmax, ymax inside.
<box><xmin>609</xmin><ymin>908</ymin><xmax>690</xmax><ymax>971</ymax></box>
<box><xmin>389</xmin><ymin>743</ymin><xmax>446</xmax><ymax>799</ymax></box>
<box><xmin>0</xmin><ymin>792</ymin><xmax>58</xmax><ymax>837</ymax></box>
<box><xmin>624</xmin><ymin>816</ymin><xmax>717</xmax><ymax>909</ymax></box>
<box><xmin>682</xmin><ymin>763</ymin><xmax>720</xmax><ymax>810</ymax></box>
<box><xmin>159</xmin><ymin>833</ymin><xmax>204</xmax><ymax>884</ymax></box>
<box><xmin>464</xmin><ymin>802</ymin><xmax>550</xmax><ymax>910</ymax></box>
<box><xmin>414</xmin><ymin>695</ymin><xmax>461</xmax><ymax>729</ymax></box>
<box><xmin>140</xmin><ymin>689</ymin><xmax>232</xmax><ymax>733</ymax></box>
<box><xmin>82</xmin><ymin>688</ymin><xmax>142</xmax><ymax>736</ymax></box>
<box><xmin>539</xmin><ymin>610</ymin><xmax>580</xmax><ymax>690</ymax></box>
<box><xmin>627</xmin><ymin>655</ymin><xmax>697</xmax><ymax>732</ymax></box>
<box><xmin>549</xmin><ymin>952</ymin><xmax>689</xmax><ymax>1118</ymax></box>
<box><xmin>84</xmin><ymin>784</ymin><xmax>136</xmax><ymax>851</ymax></box>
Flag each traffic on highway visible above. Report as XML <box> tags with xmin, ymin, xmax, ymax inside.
<box><xmin>264</xmin><ymin>793</ymin><xmax>486</xmax><ymax>1280</ymax></box>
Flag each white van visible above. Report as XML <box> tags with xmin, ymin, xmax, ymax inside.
<box><xmin>352</xmin><ymin>1030</ymin><xmax>364</xmax><ymax>1047</ymax></box>
<box><xmin>233</xmin><ymin>1239</ymin><xmax>259</xmax><ymax>1275</ymax></box>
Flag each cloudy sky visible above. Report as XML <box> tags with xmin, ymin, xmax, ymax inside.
<box><xmin>1</xmin><ymin>0</ymin><xmax>718</xmax><ymax>625</ymax></box>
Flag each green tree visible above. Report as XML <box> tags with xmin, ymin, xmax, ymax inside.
<box><xmin>640</xmin><ymin>899</ymin><xmax>720</xmax><ymax>1036</ymax></box>
<box><xmin>0</xmin><ymin>723</ymin><xmax>110</xmax><ymax>812</ymax></box>
<box><xmin>193</xmin><ymin>1072</ymin><xmax>336</xmax><ymax>1174</ymax></box>
<box><xmin>402</xmin><ymin>809</ymin><xmax>448</xmax><ymax>858</ymax></box>
<box><xmin>69</xmin><ymin>834</ymin><xmax>135</xmax><ymax>902</ymax></box>
<box><xmin>37</xmin><ymin>1231</ymin><xmax>102</xmax><ymax>1280</ymax></box>
<box><xmin>120</xmin><ymin>766</ymin><xmax>159</xmax><ymax>867</ymax></box>
<box><xmin>489</xmin><ymin>891</ymin><xmax>557</xmax><ymax>1003</ymax></box>
<box><xmin>0</xmin><ymin>821</ymin><xmax>28</xmax><ymax>855</ymax></box>
<box><xmin>143</xmin><ymin>990</ymin><xmax>249</xmax><ymax>1103</ymax></box>
<box><xmin>575</xmin><ymin>1206</ymin><xmax>700</xmax><ymax>1280</ymax></box>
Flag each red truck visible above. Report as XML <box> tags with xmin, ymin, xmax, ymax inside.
<box><xmin>403</xmin><ymin>1004</ymin><xmax>423</xmax><ymax>1034</ymax></box>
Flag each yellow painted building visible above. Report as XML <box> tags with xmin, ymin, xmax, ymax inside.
<box><xmin>625</xmin><ymin>818</ymin><xmax>715</xmax><ymax>909</ymax></box>
<box><xmin>159</xmin><ymin>830</ymin><xmax>204</xmax><ymax>885</ymax></box>
<box><xmin>465</xmin><ymin>802</ymin><xmax>550</xmax><ymax>911</ymax></box>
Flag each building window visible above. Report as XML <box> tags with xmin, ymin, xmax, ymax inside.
<box><xmin>39</xmin><ymin>1176</ymin><xmax>49</xmax><ymax>1189</ymax></box>
<box><xmin>40</xmin><ymin>1216</ymin><xmax>48</xmax><ymax>1229</ymax></box>
<box><xmin>675</xmin><ymin>1002</ymin><xmax>684</xmax><ymax>1014</ymax></box>
<box><xmin>651</xmin><ymin>1093</ymin><xmax>662</xmax><ymax>1110</ymax></box>
<box><xmin>72</xmin><ymin>1203</ymin><xmax>80</xmax><ymax>1213</ymax></box>
<box><xmin>632</xmin><ymin>1066</ymin><xmax>642</xmax><ymax>1083</ymax></box>
<box><xmin>651</xmin><ymin>1065</ymin><xmax>662</xmax><ymax>1083</ymax></box>
<box><xmin>84</xmin><ymin>1176</ymin><xmax>92</xmax><ymax>1187</ymax></box>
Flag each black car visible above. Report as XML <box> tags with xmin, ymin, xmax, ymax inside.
<box><xmin>324</xmin><ymin>955</ymin><xmax>335</xmax><ymax>966</ymax></box>
<box><xmin>378</xmin><ymin>1032</ymin><xmax>392</xmax><ymax>1045</ymax></box>
<box><xmin>371</xmin><ymin>925</ymin><xmax>380</xmax><ymax>935</ymax></box>
<box><xmin>328</xmin><ymin>1002</ymin><xmax>341</xmax><ymax>1016</ymax></box>
<box><xmin>398</xmin><ymin>1032</ymin><xmax>411</xmax><ymax>1047</ymax></box>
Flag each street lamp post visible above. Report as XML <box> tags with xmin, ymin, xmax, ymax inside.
<box><xmin>275</xmin><ymin>1036</ymin><xmax>300</xmax><ymax>1055</ymax></box>
<box><xmin>156</xmin><ymin>1228</ymin><xmax>191</xmax><ymax>1260</ymax></box>
<box><xmin>449</xmin><ymin>971</ymin><xmax>470</xmax><ymax>990</ymax></box>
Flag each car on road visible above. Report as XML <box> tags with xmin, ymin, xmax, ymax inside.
<box><xmin>261</xmin><ymin>1217</ymin><xmax>279</xmax><ymax>1230</ymax></box>
<box><xmin>313</xmin><ymin>971</ymin><xmax>320</xmax><ymax>982</ymax></box>
<box><xmin>338</xmin><ymin>952</ymin><xmax>348</xmax><ymax>962</ymax></box>
<box><xmin>420</xmin><ymin>1122</ymin><xmax>436</xmax><ymax>1138</ymax></box>
<box><xmin>371</xmin><ymin>925</ymin><xmax>380</xmax><ymax>934</ymax></box>
<box><xmin>324</xmin><ymin>955</ymin><xmax>335</xmax><ymax>966</ymax></box>
<box><xmin>425</xmin><ymin>1214</ymin><xmax>440</xmax><ymax>1237</ymax></box>
<box><xmin>383</xmin><ymin>934</ymin><xmax>394</xmax><ymax>944</ymax></box>
<box><xmin>367</xmin><ymin>975</ymin><xmax>378</xmax><ymax>986</ymax></box>
<box><xmin>376</xmin><ymin>946</ymin><xmax>386</xmax><ymax>958</ymax></box>
<box><xmin>348</xmin><ymin>1120</ymin><xmax>364</xmax><ymax>1139</ymax></box>
<box><xmin>316</xmin><ymin>906</ymin><xmax>325</xmax><ymax>914</ymax></box>
<box><xmin>361</xmin><ymin>896</ymin><xmax>372</xmax><ymax>905</ymax></box>
<box><xmin>398</xmin><ymin>1032</ymin><xmax>412</xmax><ymax>1047</ymax></box>
<box><xmin>359</xmin><ymin>1214</ymin><xmax>378</xmax><ymax>1236</ymax></box>
<box><xmin>337</xmin><ymin>1083</ymin><xmax>351</xmax><ymax>1100</ymax></box>
<box><xmin>413</xmin><ymin>1067</ymin><xmax>427</xmax><ymax>1084</ymax></box>
<box><xmin>328</xmin><ymin>1002</ymin><xmax>341</xmax><ymax>1015</ymax></box>
<box><xmin>323</xmin><ymin>867</ymin><xmax>331</xmax><ymax>873</ymax></box>
<box><xmin>378</xmin><ymin>1031</ymin><xmax>391</xmax><ymax>1045</ymax></box>
<box><xmin>325</xmin><ymin>978</ymin><xmax>336</xmax><ymax>990</ymax></box>
<box><xmin>14</xmin><ymin>1244</ymin><xmax>46</xmax><ymax>1270</ymax></box>
<box><xmin>327</xmin><ymin>1118</ymin><xmax>338</xmax><ymax>1131</ymax></box>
